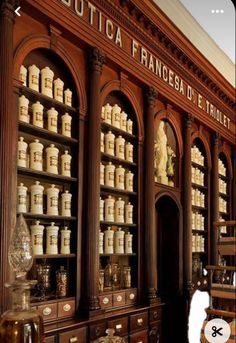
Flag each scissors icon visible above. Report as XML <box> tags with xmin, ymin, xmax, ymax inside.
<box><xmin>212</xmin><ymin>326</ymin><xmax>223</xmax><ymax>337</ymax></box>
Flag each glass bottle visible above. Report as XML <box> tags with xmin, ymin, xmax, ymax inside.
<box><xmin>0</xmin><ymin>214</ymin><xmax>44</xmax><ymax>343</ymax></box>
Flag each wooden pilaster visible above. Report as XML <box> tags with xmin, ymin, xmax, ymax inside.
<box><xmin>211</xmin><ymin>133</ymin><xmax>219</xmax><ymax>265</ymax></box>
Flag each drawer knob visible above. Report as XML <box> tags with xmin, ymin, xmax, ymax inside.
<box><xmin>63</xmin><ymin>303</ymin><xmax>71</xmax><ymax>312</ymax></box>
<box><xmin>116</xmin><ymin>295</ymin><xmax>122</xmax><ymax>302</ymax></box>
<box><xmin>115</xmin><ymin>324</ymin><xmax>122</xmax><ymax>332</ymax></box>
<box><xmin>137</xmin><ymin>318</ymin><xmax>143</xmax><ymax>326</ymax></box>
<box><xmin>153</xmin><ymin>311</ymin><xmax>158</xmax><ymax>319</ymax></box>
<box><xmin>103</xmin><ymin>297</ymin><xmax>109</xmax><ymax>305</ymax></box>
<box><xmin>137</xmin><ymin>341</ymin><xmax>143</xmax><ymax>343</ymax></box>
<box><xmin>129</xmin><ymin>293</ymin><xmax>135</xmax><ymax>300</ymax></box>
<box><xmin>43</xmin><ymin>307</ymin><xmax>52</xmax><ymax>316</ymax></box>
<box><xmin>69</xmin><ymin>337</ymin><xmax>78</xmax><ymax>343</ymax></box>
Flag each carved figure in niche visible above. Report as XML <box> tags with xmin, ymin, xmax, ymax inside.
<box><xmin>167</xmin><ymin>145</ymin><xmax>176</xmax><ymax>177</ymax></box>
<box><xmin>155</xmin><ymin>120</ymin><xmax>168</xmax><ymax>185</ymax></box>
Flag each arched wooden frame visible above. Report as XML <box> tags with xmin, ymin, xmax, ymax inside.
<box><xmin>191</xmin><ymin>132</ymin><xmax>212</xmax><ymax>170</ymax></box>
<box><xmin>13</xmin><ymin>33</ymin><xmax>87</xmax><ymax>115</ymax></box>
<box><xmin>218</xmin><ymin>147</ymin><xmax>233</xmax><ymax>180</ymax></box>
<box><xmin>100</xmin><ymin>80</ymin><xmax>144</xmax><ymax>141</ymax></box>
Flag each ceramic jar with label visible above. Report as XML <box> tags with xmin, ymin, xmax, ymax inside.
<box><xmin>115</xmin><ymin>197</ymin><xmax>125</xmax><ymax>223</ymax></box>
<box><xmin>100</xmin><ymin>163</ymin><xmax>105</xmax><ymax>185</ymax></box>
<box><xmin>61</xmin><ymin>150</ymin><xmax>72</xmax><ymax>177</ymax></box>
<box><xmin>120</xmin><ymin>111</ymin><xmax>127</xmax><ymax>131</ymax></box>
<box><xmin>61</xmin><ymin>113</ymin><xmax>72</xmax><ymax>137</ymax></box>
<box><xmin>41</xmin><ymin>67</ymin><xmax>54</xmax><ymax>98</ymax></box>
<box><xmin>17</xmin><ymin>183</ymin><xmax>28</xmax><ymax>213</ymax></box>
<box><xmin>105</xmin><ymin>162</ymin><xmax>115</xmax><ymax>187</ymax></box>
<box><xmin>61</xmin><ymin>190</ymin><xmax>72</xmax><ymax>217</ymax></box>
<box><xmin>28</xmin><ymin>64</ymin><xmax>40</xmax><ymax>91</ymax></box>
<box><xmin>111</xmin><ymin>104</ymin><xmax>121</xmax><ymax>128</ymax></box>
<box><xmin>60</xmin><ymin>227</ymin><xmax>71</xmax><ymax>254</ymax></box>
<box><xmin>31</xmin><ymin>221</ymin><xmax>44</xmax><ymax>255</ymax></box>
<box><xmin>29</xmin><ymin>139</ymin><xmax>44</xmax><ymax>171</ymax></box>
<box><xmin>19</xmin><ymin>65</ymin><xmax>27</xmax><ymax>86</ymax></box>
<box><xmin>196</xmin><ymin>213</ymin><xmax>201</xmax><ymax>230</ymax></box>
<box><xmin>105</xmin><ymin>196</ymin><xmax>115</xmax><ymax>222</ymax></box>
<box><xmin>46</xmin><ymin>144</ymin><xmax>59</xmax><ymax>174</ymax></box>
<box><xmin>191</xmin><ymin>189</ymin><xmax>195</xmax><ymax>205</ymax></box>
<box><xmin>101</xmin><ymin>106</ymin><xmax>105</xmax><ymax>121</ymax></box>
<box><xmin>54</xmin><ymin>78</ymin><xmax>64</xmax><ymax>102</ymax></box>
<box><xmin>125</xmin><ymin>231</ymin><xmax>133</xmax><ymax>254</ymax></box>
<box><xmin>126</xmin><ymin>119</ymin><xmax>133</xmax><ymax>134</ymax></box>
<box><xmin>104</xmin><ymin>227</ymin><xmax>114</xmax><ymax>254</ymax></box>
<box><xmin>114</xmin><ymin>228</ymin><xmax>124</xmax><ymax>254</ymax></box>
<box><xmin>19</xmin><ymin>95</ymin><xmax>30</xmax><ymax>123</ymax></box>
<box><xmin>195</xmin><ymin>168</ymin><xmax>200</xmax><ymax>184</ymax></box>
<box><xmin>47</xmin><ymin>107</ymin><xmax>58</xmax><ymax>133</ymax></box>
<box><xmin>115</xmin><ymin>136</ymin><xmax>125</xmax><ymax>159</ymax></box>
<box><xmin>200</xmin><ymin>193</ymin><xmax>205</xmax><ymax>208</ymax></box>
<box><xmin>125</xmin><ymin>202</ymin><xmax>133</xmax><ymax>224</ymax></box>
<box><xmin>125</xmin><ymin>171</ymin><xmax>134</xmax><ymax>191</ymax></box>
<box><xmin>105</xmin><ymin>131</ymin><xmax>115</xmax><ymax>156</ymax></box>
<box><xmin>99</xmin><ymin>229</ymin><xmax>104</xmax><ymax>254</ymax></box>
<box><xmin>17</xmin><ymin>137</ymin><xmax>28</xmax><ymax>168</ymax></box>
<box><xmin>104</xmin><ymin>103</ymin><xmax>112</xmax><ymax>124</ymax></box>
<box><xmin>32</xmin><ymin>101</ymin><xmax>44</xmax><ymax>128</ymax></box>
<box><xmin>191</xmin><ymin>167</ymin><xmax>195</xmax><ymax>183</ymax></box>
<box><xmin>192</xmin><ymin>212</ymin><xmax>195</xmax><ymax>230</ymax></box>
<box><xmin>46</xmin><ymin>222</ymin><xmax>59</xmax><ymax>254</ymax></box>
<box><xmin>99</xmin><ymin>197</ymin><xmax>104</xmax><ymax>221</ymax></box>
<box><xmin>101</xmin><ymin>132</ymin><xmax>104</xmax><ymax>152</ymax></box>
<box><xmin>46</xmin><ymin>184</ymin><xmax>59</xmax><ymax>216</ymax></box>
<box><xmin>64</xmin><ymin>88</ymin><xmax>72</xmax><ymax>107</ymax></box>
<box><xmin>30</xmin><ymin>181</ymin><xmax>44</xmax><ymax>214</ymax></box>
<box><xmin>125</xmin><ymin>142</ymin><xmax>133</xmax><ymax>162</ymax></box>
<box><xmin>115</xmin><ymin>165</ymin><xmax>125</xmax><ymax>190</ymax></box>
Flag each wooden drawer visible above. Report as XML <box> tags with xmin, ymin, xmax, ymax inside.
<box><xmin>149</xmin><ymin>307</ymin><xmax>162</xmax><ymax>323</ymax></box>
<box><xmin>108</xmin><ymin>316</ymin><xmax>128</xmax><ymax>336</ymax></box>
<box><xmin>45</xmin><ymin>336</ymin><xmax>56</xmax><ymax>343</ymax></box>
<box><xmin>58</xmin><ymin>300</ymin><xmax>75</xmax><ymax>318</ymax></box>
<box><xmin>149</xmin><ymin>322</ymin><xmax>161</xmax><ymax>343</ymax></box>
<box><xmin>113</xmin><ymin>292</ymin><xmax>126</xmax><ymax>307</ymax></box>
<box><xmin>130</xmin><ymin>330</ymin><xmax>148</xmax><ymax>343</ymax></box>
<box><xmin>59</xmin><ymin>327</ymin><xmax>87</xmax><ymax>343</ymax></box>
<box><xmin>130</xmin><ymin>312</ymin><xmax>148</xmax><ymax>332</ymax></box>
<box><xmin>99</xmin><ymin>294</ymin><xmax>112</xmax><ymax>309</ymax></box>
<box><xmin>89</xmin><ymin>321</ymin><xmax>107</xmax><ymax>341</ymax></box>
<box><xmin>38</xmin><ymin>303</ymin><xmax>57</xmax><ymax>321</ymax></box>
<box><xmin>125</xmin><ymin>289</ymin><xmax>137</xmax><ymax>305</ymax></box>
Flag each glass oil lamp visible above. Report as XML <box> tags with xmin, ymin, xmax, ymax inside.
<box><xmin>0</xmin><ymin>214</ymin><xmax>44</xmax><ymax>342</ymax></box>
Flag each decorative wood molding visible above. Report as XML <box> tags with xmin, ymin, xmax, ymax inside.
<box><xmin>89</xmin><ymin>47</ymin><xmax>106</xmax><ymax>74</ymax></box>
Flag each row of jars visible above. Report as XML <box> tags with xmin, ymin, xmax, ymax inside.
<box><xmin>192</xmin><ymin>234</ymin><xmax>205</xmax><ymax>252</ymax></box>
<box><xmin>19</xmin><ymin>96</ymin><xmax>72</xmax><ymax>136</ymax></box>
<box><xmin>31</xmin><ymin>221</ymin><xmax>71</xmax><ymax>255</ymax></box>
<box><xmin>18</xmin><ymin>138</ymin><xmax>72</xmax><ymax>176</ymax></box>
<box><xmin>218</xmin><ymin>159</ymin><xmax>226</xmax><ymax>176</ymax></box>
<box><xmin>192</xmin><ymin>188</ymin><xmax>205</xmax><ymax>208</ymax></box>
<box><xmin>219</xmin><ymin>216</ymin><xmax>227</xmax><ymax>234</ymax></box>
<box><xmin>101</xmin><ymin>103</ymin><xmax>133</xmax><ymax>134</ymax></box>
<box><xmin>99</xmin><ymin>227</ymin><xmax>133</xmax><ymax>254</ymax></box>
<box><xmin>191</xmin><ymin>167</ymin><xmax>205</xmax><ymax>186</ymax></box>
<box><xmin>17</xmin><ymin>182</ymin><xmax>72</xmax><ymax>217</ymax></box>
<box><xmin>219</xmin><ymin>178</ymin><xmax>227</xmax><ymax>194</ymax></box>
<box><xmin>192</xmin><ymin>212</ymin><xmax>205</xmax><ymax>231</ymax></box>
<box><xmin>219</xmin><ymin>197</ymin><xmax>227</xmax><ymax>213</ymax></box>
<box><xmin>19</xmin><ymin>65</ymin><xmax>72</xmax><ymax>106</ymax></box>
<box><xmin>101</xmin><ymin>131</ymin><xmax>133</xmax><ymax>162</ymax></box>
<box><xmin>100</xmin><ymin>196</ymin><xmax>133</xmax><ymax>224</ymax></box>
<box><xmin>100</xmin><ymin>162</ymin><xmax>134</xmax><ymax>191</ymax></box>
<box><xmin>191</xmin><ymin>146</ymin><xmax>205</xmax><ymax>166</ymax></box>
<box><xmin>99</xmin><ymin>262</ymin><xmax>132</xmax><ymax>291</ymax></box>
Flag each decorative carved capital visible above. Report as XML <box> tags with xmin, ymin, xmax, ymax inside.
<box><xmin>89</xmin><ymin>47</ymin><xmax>106</xmax><ymax>74</ymax></box>
<box><xmin>212</xmin><ymin>132</ymin><xmax>220</xmax><ymax>146</ymax></box>
<box><xmin>145</xmin><ymin>86</ymin><xmax>158</xmax><ymax>107</ymax></box>
<box><xmin>1</xmin><ymin>0</ymin><xmax>18</xmax><ymax>21</ymax></box>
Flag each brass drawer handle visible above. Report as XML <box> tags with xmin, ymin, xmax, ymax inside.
<box><xmin>116</xmin><ymin>295</ymin><xmax>122</xmax><ymax>302</ymax></box>
<box><xmin>137</xmin><ymin>318</ymin><xmax>143</xmax><ymax>326</ymax></box>
<box><xmin>43</xmin><ymin>307</ymin><xmax>52</xmax><ymax>316</ymax></box>
<box><xmin>137</xmin><ymin>341</ymin><xmax>142</xmax><ymax>343</ymax></box>
<box><xmin>63</xmin><ymin>303</ymin><xmax>71</xmax><ymax>312</ymax></box>
<box><xmin>103</xmin><ymin>297</ymin><xmax>109</xmax><ymax>305</ymax></box>
<box><xmin>116</xmin><ymin>324</ymin><xmax>122</xmax><ymax>332</ymax></box>
<box><xmin>153</xmin><ymin>311</ymin><xmax>158</xmax><ymax>319</ymax></box>
<box><xmin>69</xmin><ymin>337</ymin><xmax>78</xmax><ymax>343</ymax></box>
<box><xmin>129</xmin><ymin>293</ymin><xmax>135</xmax><ymax>300</ymax></box>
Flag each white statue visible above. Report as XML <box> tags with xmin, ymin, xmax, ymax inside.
<box><xmin>155</xmin><ymin>120</ymin><xmax>168</xmax><ymax>185</ymax></box>
<box><xmin>167</xmin><ymin>145</ymin><xmax>176</xmax><ymax>177</ymax></box>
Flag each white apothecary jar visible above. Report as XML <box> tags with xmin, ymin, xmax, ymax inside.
<box><xmin>46</xmin><ymin>144</ymin><xmax>59</xmax><ymax>174</ymax></box>
<box><xmin>19</xmin><ymin>95</ymin><xmax>30</xmax><ymax>123</ymax></box>
<box><xmin>100</xmin><ymin>132</ymin><xmax>105</xmax><ymax>153</ymax></box>
<box><xmin>60</xmin><ymin>226</ymin><xmax>71</xmax><ymax>254</ymax></box>
<box><xmin>28</xmin><ymin>64</ymin><xmax>40</xmax><ymax>91</ymax></box>
<box><xmin>31</xmin><ymin>221</ymin><xmax>44</xmax><ymax>255</ymax></box>
<box><xmin>61</xmin><ymin>112</ymin><xmax>72</xmax><ymax>137</ymax></box>
<box><xmin>41</xmin><ymin>66</ymin><xmax>54</xmax><ymax>98</ymax></box>
<box><xmin>105</xmin><ymin>162</ymin><xmax>115</xmax><ymax>187</ymax></box>
<box><xmin>104</xmin><ymin>103</ymin><xmax>112</xmax><ymax>124</ymax></box>
<box><xmin>125</xmin><ymin>202</ymin><xmax>133</xmax><ymax>224</ymax></box>
<box><xmin>46</xmin><ymin>184</ymin><xmax>60</xmax><ymax>216</ymax></box>
<box><xmin>29</xmin><ymin>139</ymin><xmax>44</xmax><ymax>171</ymax></box>
<box><xmin>125</xmin><ymin>142</ymin><xmax>133</xmax><ymax>162</ymax></box>
<box><xmin>104</xmin><ymin>195</ymin><xmax>115</xmax><ymax>222</ymax></box>
<box><xmin>111</xmin><ymin>104</ymin><xmax>121</xmax><ymax>128</ymax></box>
<box><xmin>54</xmin><ymin>78</ymin><xmax>64</xmax><ymax>102</ymax></box>
<box><xmin>126</xmin><ymin>119</ymin><xmax>133</xmax><ymax>134</ymax></box>
<box><xmin>17</xmin><ymin>183</ymin><xmax>28</xmax><ymax>213</ymax></box>
<box><xmin>104</xmin><ymin>227</ymin><xmax>114</xmax><ymax>254</ymax></box>
<box><xmin>46</xmin><ymin>222</ymin><xmax>59</xmax><ymax>254</ymax></box>
<box><xmin>114</xmin><ymin>228</ymin><xmax>124</xmax><ymax>254</ymax></box>
<box><xmin>99</xmin><ymin>229</ymin><xmax>104</xmax><ymax>254</ymax></box>
<box><xmin>125</xmin><ymin>171</ymin><xmax>134</xmax><ymax>192</ymax></box>
<box><xmin>115</xmin><ymin>197</ymin><xmax>125</xmax><ymax>223</ymax></box>
<box><xmin>30</xmin><ymin>181</ymin><xmax>44</xmax><ymax>214</ymax></box>
<box><xmin>100</xmin><ymin>162</ymin><xmax>105</xmax><ymax>185</ymax></box>
<box><xmin>120</xmin><ymin>111</ymin><xmax>127</xmax><ymax>131</ymax></box>
<box><xmin>19</xmin><ymin>65</ymin><xmax>27</xmax><ymax>86</ymax></box>
<box><xmin>64</xmin><ymin>88</ymin><xmax>72</xmax><ymax>107</ymax></box>
<box><xmin>17</xmin><ymin>137</ymin><xmax>28</xmax><ymax>168</ymax></box>
<box><xmin>61</xmin><ymin>150</ymin><xmax>72</xmax><ymax>177</ymax></box>
<box><xmin>47</xmin><ymin>107</ymin><xmax>58</xmax><ymax>133</ymax></box>
<box><xmin>32</xmin><ymin>101</ymin><xmax>44</xmax><ymax>128</ymax></box>
<box><xmin>125</xmin><ymin>231</ymin><xmax>133</xmax><ymax>254</ymax></box>
<box><xmin>115</xmin><ymin>136</ymin><xmax>125</xmax><ymax>159</ymax></box>
<box><xmin>99</xmin><ymin>197</ymin><xmax>104</xmax><ymax>221</ymax></box>
<box><xmin>105</xmin><ymin>131</ymin><xmax>115</xmax><ymax>156</ymax></box>
<box><xmin>61</xmin><ymin>190</ymin><xmax>72</xmax><ymax>217</ymax></box>
<box><xmin>101</xmin><ymin>106</ymin><xmax>105</xmax><ymax>121</ymax></box>
<box><xmin>115</xmin><ymin>165</ymin><xmax>125</xmax><ymax>190</ymax></box>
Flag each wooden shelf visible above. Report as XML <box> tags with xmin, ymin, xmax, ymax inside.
<box><xmin>219</xmin><ymin>192</ymin><xmax>230</xmax><ymax>199</ymax></box>
<box><xmin>191</xmin><ymin>183</ymin><xmax>207</xmax><ymax>191</ymax></box>
<box><xmin>192</xmin><ymin>251</ymin><xmax>207</xmax><ymax>254</ymax></box>
<box><xmin>192</xmin><ymin>229</ymin><xmax>207</xmax><ymax>234</ymax></box>
<box><xmin>18</xmin><ymin>166</ymin><xmax>77</xmax><ymax>183</ymax></box>
<box><xmin>191</xmin><ymin>161</ymin><xmax>207</xmax><ymax>171</ymax></box>
<box><xmin>101</xmin><ymin>121</ymin><xmax>136</xmax><ymax>140</ymax></box>
<box><xmin>219</xmin><ymin>211</ymin><xmax>229</xmax><ymax>216</ymax></box>
<box><xmin>34</xmin><ymin>254</ymin><xmax>76</xmax><ymax>259</ymax></box>
<box><xmin>100</xmin><ymin>221</ymin><xmax>136</xmax><ymax>227</ymax></box>
<box><xmin>100</xmin><ymin>185</ymin><xmax>137</xmax><ymax>196</ymax></box>
<box><xmin>31</xmin><ymin>296</ymin><xmax>75</xmax><ymax>306</ymax></box>
<box><xmin>101</xmin><ymin>152</ymin><xmax>137</xmax><ymax>167</ymax></box>
<box><xmin>192</xmin><ymin>205</ymin><xmax>207</xmax><ymax>211</ymax></box>
<box><xmin>100</xmin><ymin>253</ymin><xmax>136</xmax><ymax>257</ymax></box>
<box><xmin>219</xmin><ymin>174</ymin><xmax>229</xmax><ymax>181</ymax></box>
<box><xmin>19</xmin><ymin>213</ymin><xmax>77</xmax><ymax>221</ymax></box>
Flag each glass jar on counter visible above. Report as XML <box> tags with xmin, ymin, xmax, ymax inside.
<box><xmin>56</xmin><ymin>266</ymin><xmax>69</xmax><ymax>297</ymax></box>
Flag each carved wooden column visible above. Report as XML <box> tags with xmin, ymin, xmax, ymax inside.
<box><xmin>83</xmin><ymin>47</ymin><xmax>105</xmax><ymax>312</ymax></box>
<box><xmin>232</xmin><ymin>148</ymin><xmax>236</xmax><ymax>220</ymax></box>
<box><xmin>144</xmin><ymin>86</ymin><xmax>158</xmax><ymax>302</ymax></box>
<box><xmin>0</xmin><ymin>0</ymin><xmax>16</xmax><ymax>314</ymax></box>
<box><xmin>211</xmin><ymin>133</ymin><xmax>219</xmax><ymax>265</ymax></box>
